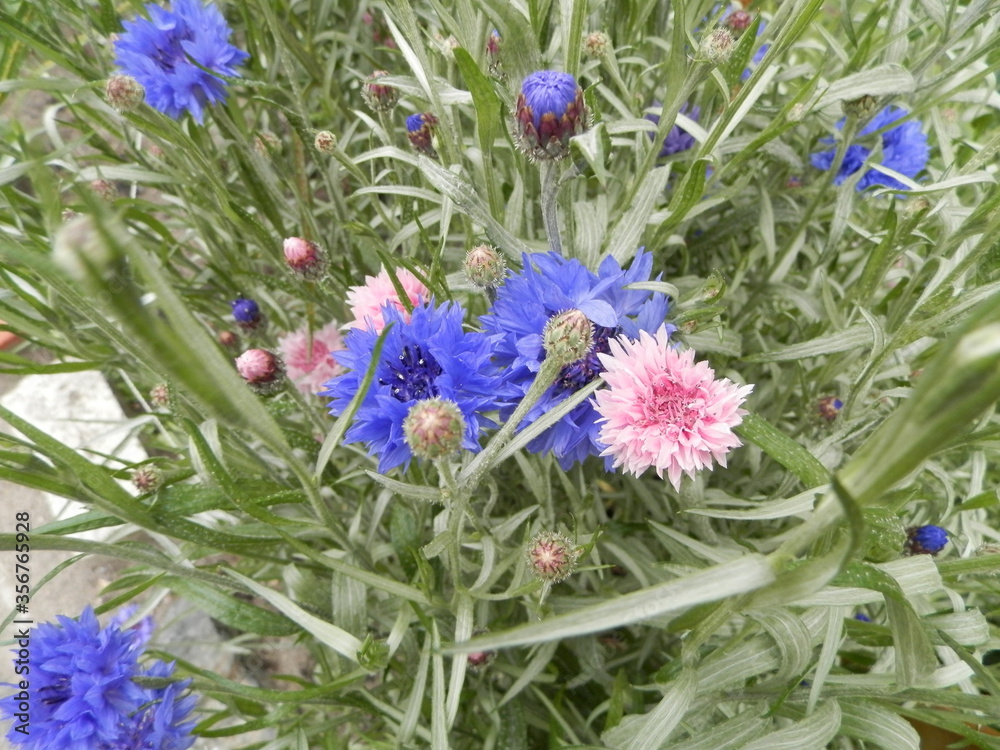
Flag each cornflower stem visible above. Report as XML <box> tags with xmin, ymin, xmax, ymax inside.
<box><xmin>456</xmin><ymin>358</ymin><xmax>561</xmax><ymax>495</ymax></box>
<box><xmin>540</xmin><ymin>160</ymin><xmax>563</xmax><ymax>255</ymax></box>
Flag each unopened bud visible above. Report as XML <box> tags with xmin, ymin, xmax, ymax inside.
<box><xmin>486</xmin><ymin>29</ymin><xmax>502</xmax><ymax>77</ymax></box>
<box><xmin>314</xmin><ymin>130</ymin><xmax>337</xmax><ymax>154</ymax></box>
<box><xmin>700</xmin><ymin>28</ymin><xmax>735</xmax><ymax>64</ymax></box>
<box><xmin>724</xmin><ymin>10</ymin><xmax>752</xmax><ymax>34</ymax></box>
<box><xmin>403</xmin><ymin>398</ymin><xmax>466</xmax><ymax>460</ymax></box>
<box><xmin>817</xmin><ymin>396</ymin><xmax>843</xmax><ymax>422</ymax></box>
<box><xmin>235</xmin><ymin>348</ymin><xmax>285</xmax><ymax>395</ymax></box>
<box><xmin>842</xmin><ymin>94</ymin><xmax>878</xmax><ymax>119</ymax></box>
<box><xmin>526</xmin><ymin>531</ymin><xmax>580</xmax><ymax>582</ymax></box>
<box><xmin>283</xmin><ymin>237</ymin><xmax>327</xmax><ymax>279</ymax></box>
<box><xmin>406</xmin><ymin>112</ymin><xmax>439</xmax><ymax>158</ymax></box>
<box><xmin>231</xmin><ymin>297</ymin><xmax>265</xmax><ymax>332</ymax></box>
<box><xmin>463</xmin><ymin>245</ymin><xmax>506</xmax><ymax>289</ymax></box>
<box><xmin>543</xmin><ymin>309</ymin><xmax>593</xmax><ymax>367</ymax></box>
<box><xmin>362</xmin><ymin>70</ymin><xmax>399</xmax><ymax>113</ymax></box>
<box><xmin>90</xmin><ymin>179</ymin><xmax>117</xmax><ymax>202</ymax></box>
<box><xmin>104</xmin><ymin>74</ymin><xmax>145</xmax><ymax>112</ymax></box>
<box><xmin>219</xmin><ymin>330</ymin><xmax>239</xmax><ymax>348</ymax></box>
<box><xmin>131</xmin><ymin>465</ymin><xmax>163</xmax><ymax>493</ymax></box>
<box><xmin>583</xmin><ymin>31</ymin><xmax>610</xmax><ymax>59</ymax></box>
<box><xmin>149</xmin><ymin>383</ymin><xmax>171</xmax><ymax>409</ymax></box>
<box><xmin>905</xmin><ymin>524</ymin><xmax>948</xmax><ymax>556</ymax></box>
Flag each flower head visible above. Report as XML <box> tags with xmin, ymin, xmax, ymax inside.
<box><xmin>526</xmin><ymin>531</ymin><xmax>580</xmax><ymax>582</ymax></box>
<box><xmin>322</xmin><ymin>301</ymin><xmax>502</xmax><ymax>473</ymax></box>
<box><xmin>481</xmin><ymin>249</ymin><xmax>671</xmax><ymax>469</ymax></box>
<box><xmin>406</xmin><ymin>112</ymin><xmax>439</xmax><ymax>158</ymax></box>
<box><xmin>277</xmin><ymin>321</ymin><xmax>345</xmax><ymax>395</ymax></box>
<box><xmin>464</xmin><ymin>244</ymin><xmax>506</xmax><ymax>290</ymax></box>
<box><xmin>403</xmin><ymin>397</ymin><xmax>466</xmax><ymax>460</ymax></box>
<box><xmin>513</xmin><ymin>70</ymin><xmax>588</xmax><ymax>160</ymax></box>
<box><xmin>345</xmin><ymin>266</ymin><xmax>430</xmax><ymax>332</ymax></box>
<box><xmin>906</xmin><ymin>524</ymin><xmax>948</xmax><ymax>555</ymax></box>
<box><xmin>314</xmin><ymin>130</ymin><xmax>337</xmax><ymax>154</ymax></box>
<box><xmin>645</xmin><ymin>103</ymin><xmax>700</xmax><ymax>157</ymax></box>
<box><xmin>817</xmin><ymin>395</ymin><xmax>843</xmax><ymax>421</ymax></box>
<box><xmin>486</xmin><ymin>29</ymin><xmax>502</xmax><ymax>76</ymax></box>
<box><xmin>235</xmin><ymin>348</ymin><xmax>284</xmax><ymax>395</ymax></box>
<box><xmin>282</xmin><ymin>236</ymin><xmax>327</xmax><ymax>279</ymax></box>
<box><xmin>104</xmin><ymin>74</ymin><xmax>145</xmax><ymax>111</ymax></box>
<box><xmin>113</xmin><ymin>0</ymin><xmax>249</xmax><ymax>122</ymax></box>
<box><xmin>362</xmin><ymin>70</ymin><xmax>399</xmax><ymax>112</ymax></box>
<box><xmin>810</xmin><ymin>106</ymin><xmax>929</xmax><ymax>191</ymax></box>
<box><xmin>0</xmin><ymin>606</ymin><xmax>196</xmax><ymax>750</ymax></box>
<box><xmin>593</xmin><ymin>327</ymin><xmax>753</xmax><ymax>490</ymax></box>
<box><xmin>231</xmin><ymin>296</ymin><xmax>264</xmax><ymax>331</ymax></box>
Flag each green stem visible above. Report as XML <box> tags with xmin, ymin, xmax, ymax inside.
<box><xmin>540</xmin><ymin>160</ymin><xmax>562</xmax><ymax>255</ymax></box>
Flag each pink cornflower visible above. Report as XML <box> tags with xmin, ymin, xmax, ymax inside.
<box><xmin>592</xmin><ymin>326</ymin><xmax>753</xmax><ymax>490</ymax></box>
<box><xmin>277</xmin><ymin>321</ymin><xmax>345</xmax><ymax>395</ymax></box>
<box><xmin>345</xmin><ymin>266</ymin><xmax>429</xmax><ymax>332</ymax></box>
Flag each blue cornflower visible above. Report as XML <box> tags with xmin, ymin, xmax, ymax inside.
<box><xmin>810</xmin><ymin>106</ymin><xmax>929</xmax><ymax>191</ymax></box>
<box><xmin>481</xmin><ymin>249</ymin><xmax>672</xmax><ymax>470</ymax></box>
<box><xmin>906</xmin><ymin>524</ymin><xmax>948</xmax><ymax>555</ymax></box>
<box><xmin>513</xmin><ymin>71</ymin><xmax>588</xmax><ymax>160</ymax></box>
<box><xmin>113</xmin><ymin>0</ymin><xmax>249</xmax><ymax>122</ymax></box>
<box><xmin>645</xmin><ymin>103</ymin><xmax>700</xmax><ymax>157</ymax></box>
<box><xmin>0</xmin><ymin>606</ymin><xmax>196</xmax><ymax>750</ymax></box>
<box><xmin>322</xmin><ymin>301</ymin><xmax>503</xmax><ymax>473</ymax></box>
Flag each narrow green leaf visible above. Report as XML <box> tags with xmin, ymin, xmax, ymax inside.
<box><xmin>736</xmin><ymin>413</ymin><xmax>829</xmax><ymax>488</ymax></box>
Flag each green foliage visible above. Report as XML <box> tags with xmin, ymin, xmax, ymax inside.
<box><xmin>2</xmin><ymin>0</ymin><xmax>1000</xmax><ymax>746</ymax></box>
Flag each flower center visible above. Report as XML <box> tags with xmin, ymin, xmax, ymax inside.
<box><xmin>151</xmin><ymin>28</ymin><xmax>194</xmax><ymax>72</ymax></box>
<box><xmin>555</xmin><ymin>324</ymin><xmax>619</xmax><ymax>393</ymax></box>
<box><xmin>641</xmin><ymin>374</ymin><xmax>705</xmax><ymax>431</ymax></box>
<box><xmin>379</xmin><ymin>344</ymin><xmax>443</xmax><ymax>402</ymax></box>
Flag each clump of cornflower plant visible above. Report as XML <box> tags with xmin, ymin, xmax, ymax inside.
<box><xmin>113</xmin><ymin>0</ymin><xmax>249</xmax><ymax>123</ymax></box>
<box><xmin>592</xmin><ymin>326</ymin><xmax>753</xmax><ymax>491</ymax></box>
<box><xmin>480</xmin><ymin>249</ymin><xmax>670</xmax><ymax>470</ymax></box>
<box><xmin>322</xmin><ymin>302</ymin><xmax>502</xmax><ymax>473</ymax></box>
<box><xmin>345</xmin><ymin>266</ymin><xmax>429</xmax><ymax>332</ymax></box>
<box><xmin>0</xmin><ymin>606</ymin><xmax>196</xmax><ymax>749</ymax></box>
<box><xmin>406</xmin><ymin>113</ymin><xmax>439</xmax><ymax>158</ymax></box>
<box><xmin>810</xmin><ymin>106</ymin><xmax>930</xmax><ymax>191</ymax></box>
<box><xmin>277</xmin><ymin>321</ymin><xmax>344</xmax><ymax>396</ymax></box>
<box><xmin>645</xmin><ymin>103</ymin><xmax>700</xmax><ymax>157</ymax></box>
<box><xmin>906</xmin><ymin>524</ymin><xmax>949</xmax><ymax>555</ymax></box>
<box><xmin>513</xmin><ymin>71</ymin><xmax>588</xmax><ymax>160</ymax></box>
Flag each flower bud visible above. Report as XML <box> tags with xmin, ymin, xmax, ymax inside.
<box><xmin>231</xmin><ymin>297</ymin><xmax>265</xmax><ymax>332</ymax></box>
<box><xmin>486</xmin><ymin>29</ymin><xmax>502</xmax><ymax>76</ymax></box>
<box><xmin>463</xmin><ymin>245</ymin><xmax>506</xmax><ymax>290</ymax></box>
<box><xmin>314</xmin><ymin>130</ymin><xmax>337</xmax><ymax>154</ymax></box>
<box><xmin>817</xmin><ymin>396</ymin><xmax>843</xmax><ymax>422</ymax></box>
<box><xmin>403</xmin><ymin>397</ymin><xmax>466</xmax><ymax>460</ymax></box>
<box><xmin>283</xmin><ymin>237</ymin><xmax>327</xmax><ymax>279</ymax></box>
<box><xmin>725</xmin><ymin>10</ymin><xmax>752</xmax><ymax>34</ymax></box>
<box><xmin>235</xmin><ymin>348</ymin><xmax>285</xmax><ymax>395</ymax></box>
<box><xmin>218</xmin><ymin>330</ymin><xmax>239</xmax><ymax>348</ymax></box>
<box><xmin>104</xmin><ymin>74</ymin><xmax>145</xmax><ymax>112</ymax></box>
<box><xmin>526</xmin><ymin>531</ymin><xmax>580</xmax><ymax>582</ymax></box>
<box><xmin>362</xmin><ymin>70</ymin><xmax>399</xmax><ymax>113</ymax></box>
<box><xmin>583</xmin><ymin>31</ymin><xmax>610</xmax><ymax>59</ymax></box>
<box><xmin>842</xmin><ymin>94</ymin><xmax>878</xmax><ymax>119</ymax></box>
<box><xmin>699</xmin><ymin>28</ymin><xmax>735</xmax><ymax>64</ymax></box>
<box><xmin>513</xmin><ymin>70</ymin><xmax>588</xmax><ymax>161</ymax></box>
<box><xmin>905</xmin><ymin>525</ymin><xmax>948</xmax><ymax>556</ymax></box>
<box><xmin>149</xmin><ymin>383</ymin><xmax>171</xmax><ymax>410</ymax></box>
<box><xmin>406</xmin><ymin>112</ymin><xmax>439</xmax><ymax>158</ymax></box>
<box><xmin>131</xmin><ymin>465</ymin><xmax>163</xmax><ymax>494</ymax></box>
<box><xmin>543</xmin><ymin>309</ymin><xmax>593</xmax><ymax>368</ymax></box>
<box><xmin>90</xmin><ymin>178</ymin><xmax>117</xmax><ymax>202</ymax></box>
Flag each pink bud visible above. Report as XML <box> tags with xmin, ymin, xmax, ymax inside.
<box><xmin>235</xmin><ymin>349</ymin><xmax>284</xmax><ymax>395</ymax></box>
<box><xmin>283</xmin><ymin>237</ymin><xmax>326</xmax><ymax>279</ymax></box>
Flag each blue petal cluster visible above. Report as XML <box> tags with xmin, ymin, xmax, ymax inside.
<box><xmin>481</xmin><ymin>250</ymin><xmax>671</xmax><ymax>469</ymax></box>
<box><xmin>520</xmin><ymin>71</ymin><xmax>579</xmax><ymax>130</ymax></box>
<box><xmin>906</xmin><ymin>524</ymin><xmax>948</xmax><ymax>555</ymax></box>
<box><xmin>810</xmin><ymin>106</ymin><xmax>929</xmax><ymax>191</ymax></box>
<box><xmin>231</xmin><ymin>297</ymin><xmax>261</xmax><ymax>325</ymax></box>
<box><xmin>322</xmin><ymin>302</ymin><xmax>503</xmax><ymax>473</ymax></box>
<box><xmin>0</xmin><ymin>606</ymin><xmax>196</xmax><ymax>749</ymax></box>
<box><xmin>113</xmin><ymin>0</ymin><xmax>249</xmax><ymax>122</ymax></box>
<box><xmin>645</xmin><ymin>103</ymin><xmax>700</xmax><ymax>157</ymax></box>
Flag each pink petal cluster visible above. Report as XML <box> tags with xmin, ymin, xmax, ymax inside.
<box><xmin>592</xmin><ymin>326</ymin><xmax>753</xmax><ymax>490</ymax></box>
<box><xmin>345</xmin><ymin>266</ymin><xmax>429</xmax><ymax>332</ymax></box>
<box><xmin>277</xmin><ymin>321</ymin><xmax>345</xmax><ymax>395</ymax></box>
